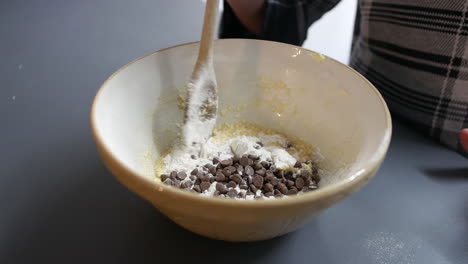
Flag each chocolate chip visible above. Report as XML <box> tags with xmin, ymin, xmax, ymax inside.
<box><xmin>264</xmin><ymin>174</ymin><xmax>274</xmax><ymax>183</ymax></box>
<box><xmin>240</xmin><ymin>184</ymin><xmax>249</xmax><ymax>190</ymax></box>
<box><xmin>285</xmin><ymin>170</ymin><xmax>294</xmax><ymax>179</ymax></box>
<box><xmin>261</xmin><ymin>161</ymin><xmax>269</xmax><ymax>169</ymax></box>
<box><xmin>163</xmin><ymin>178</ymin><xmax>173</xmax><ymax>185</ymax></box>
<box><xmin>181</xmin><ymin>181</ymin><xmax>193</xmax><ymax>189</ymax></box>
<box><xmin>171</xmin><ymin>180</ymin><xmax>181</xmax><ymax>188</ymax></box>
<box><xmin>235</xmin><ymin>164</ymin><xmax>244</xmax><ymax>173</ymax></box>
<box><xmin>288</xmin><ymin>188</ymin><xmax>298</xmax><ymax>195</ymax></box>
<box><xmin>295</xmin><ymin>178</ymin><xmax>305</xmax><ymax>190</ymax></box>
<box><xmin>191</xmin><ymin>154</ymin><xmax>197</xmax><ymax>159</ymax></box>
<box><xmin>200</xmin><ymin>174</ymin><xmax>210</xmax><ymax>182</ymax></box>
<box><xmin>264</xmin><ymin>192</ymin><xmax>273</xmax><ymax>197</ymax></box>
<box><xmin>176</xmin><ymin>171</ymin><xmax>187</xmax><ymax>180</ymax></box>
<box><xmin>191</xmin><ymin>168</ymin><xmax>198</xmax><ymax>175</ymax></box>
<box><xmin>294</xmin><ymin>161</ymin><xmax>302</xmax><ymax>168</ymax></box>
<box><xmin>265</xmin><ymin>170</ymin><xmax>274</xmax><ymax>178</ymax></box>
<box><xmin>193</xmin><ymin>185</ymin><xmax>201</xmax><ymax>193</ymax></box>
<box><xmin>304</xmin><ymin>178</ymin><xmax>311</xmax><ymax>187</ymax></box>
<box><xmin>200</xmin><ymin>182</ymin><xmax>211</xmax><ymax>192</ymax></box>
<box><xmin>247</xmin><ymin>176</ymin><xmax>253</xmax><ymax>185</ymax></box>
<box><xmin>245</xmin><ymin>165</ymin><xmax>254</xmax><ymax>176</ymax></box>
<box><xmin>223</xmin><ymin>166</ymin><xmax>236</xmax><ymax>176</ymax></box>
<box><xmin>161</xmin><ymin>174</ymin><xmax>169</xmax><ymax>182</ymax></box>
<box><xmin>220</xmin><ymin>159</ymin><xmax>233</xmax><ymax>167</ymax></box>
<box><xmin>254</xmin><ymin>162</ymin><xmax>263</xmax><ymax>170</ymax></box>
<box><xmin>312</xmin><ymin>166</ymin><xmax>318</xmax><ymax>174</ymax></box>
<box><xmin>227</xmin><ymin>189</ymin><xmax>238</xmax><ymax>198</ymax></box>
<box><xmin>170</xmin><ymin>171</ymin><xmax>177</xmax><ymax>179</ymax></box>
<box><xmin>250</xmin><ymin>155</ymin><xmax>260</xmax><ymax>160</ymax></box>
<box><xmin>270</xmin><ymin>177</ymin><xmax>279</xmax><ymax>186</ymax></box>
<box><xmin>277</xmin><ymin>183</ymin><xmax>288</xmax><ymax>194</ymax></box>
<box><xmin>311</xmin><ymin>173</ymin><xmax>321</xmax><ymax>182</ymax></box>
<box><xmin>274</xmin><ymin>189</ymin><xmax>282</xmax><ymax>197</ymax></box>
<box><xmin>227</xmin><ymin>181</ymin><xmax>237</xmax><ymax>188</ymax></box>
<box><xmin>216</xmin><ymin>183</ymin><xmax>228</xmax><ymax>194</ymax></box>
<box><xmin>255</xmin><ymin>168</ymin><xmax>266</xmax><ymax>176</ymax></box>
<box><xmin>213</xmin><ymin>157</ymin><xmax>220</xmax><ymax>164</ymax></box>
<box><xmin>253</xmin><ymin>175</ymin><xmax>264</xmax><ymax>188</ymax></box>
<box><xmin>239</xmin><ymin>156</ymin><xmax>249</xmax><ymax>166</ymax></box>
<box><xmin>248</xmin><ymin>159</ymin><xmax>254</xmax><ymax>166</ymax></box>
<box><xmin>210</xmin><ymin>176</ymin><xmax>215</xmax><ymax>183</ymax></box>
<box><xmin>301</xmin><ymin>169</ymin><xmax>311</xmax><ymax>177</ymax></box>
<box><xmin>230</xmin><ymin>174</ymin><xmax>243</xmax><ymax>184</ymax></box>
<box><xmin>263</xmin><ymin>183</ymin><xmax>274</xmax><ymax>193</ymax></box>
<box><xmin>276</xmin><ymin>170</ymin><xmax>284</xmax><ymax>178</ymax></box>
<box><xmin>215</xmin><ymin>172</ymin><xmax>226</xmax><ymax>182</ymax></box>
<box><xmin>222</xmin><ymin>167</ymin><xmax>232</xmax><ymax>176</ymax></box>
<box><xmin>233</xmin><ymin>156</ymin><xmax>239</xmax><ymax>163</ymax></box>
<box><xmin>239</xmin><ymin>192</ymin><xmax>246</xmax><ymax>198</ymax></box>
<box><xmin>209</xmin><ymin>166</ymin><xmax>217</xmax><ymax>175</ymax></box>
<box><xmin>287</xmin><ymin>180</ymin><xmax>295</xmax><ymax>188</ymax></box>
<box><xmin>250</xmin><ymin>184</ymin><xmax>258</xmax><ymax>193</ymax></box>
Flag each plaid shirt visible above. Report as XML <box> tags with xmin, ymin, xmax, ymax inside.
<box><xmin>220</xmin><ymin>0</ymin><xmax>468</xmax><ymax>157</ymax></box>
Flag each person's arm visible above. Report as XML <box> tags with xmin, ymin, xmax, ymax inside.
<box><xmin>460</xmin><ymin>129</ymin><xmax>468</xmax><ymax>152</ymax></box>
<box><xmin>219</xmin><ymin>0</ymin><xmax>342</xmax><ymax>46</ymax></box>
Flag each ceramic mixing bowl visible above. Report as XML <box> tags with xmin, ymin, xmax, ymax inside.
<box><xmin>91</xmin><ymin>39</ymin><xmax>392</xmax><ymax>242</ymax></box>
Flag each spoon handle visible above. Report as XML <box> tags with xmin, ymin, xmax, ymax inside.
<box><xmin>193</xmin><ymin>0</ymin><xmax>219</xmax><ymax>73</ymax></box>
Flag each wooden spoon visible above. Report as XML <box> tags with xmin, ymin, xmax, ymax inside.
<box><xmin>182</xmin><ymin>0</ymin><xmax>220</xmax><ymax>150</ymax></box>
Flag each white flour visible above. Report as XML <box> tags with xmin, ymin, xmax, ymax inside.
<box><xmin>162</xmin><ymin>133</ymin><xmax>298</xmax><ymax>173</ymax></box>
<box><xmin>160</xmin><ymin>133</ymin><xmax>302</xmax><ymax>199</ymax></box>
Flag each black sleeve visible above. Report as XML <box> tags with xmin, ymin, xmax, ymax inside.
<box><xmin>219</xmin><ymin>0</ymin><xmax>342</xmax><ymax>46</ymax></box>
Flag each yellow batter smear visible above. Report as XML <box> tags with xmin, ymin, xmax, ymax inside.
<box><xmin>257</xmin><ymin>75</ymin><xmax>292</xmax><ymax>96</ymax></box>
<box><xmin>177</xmin><ymin>93</ymin><xmax>186</xmax><ymax>110</ymax></box>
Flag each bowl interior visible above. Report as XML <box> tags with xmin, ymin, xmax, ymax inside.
<box><xmin>92</xmin><ymin>39</ymin><xmax>391</xmax><ymax>190</ymax></box>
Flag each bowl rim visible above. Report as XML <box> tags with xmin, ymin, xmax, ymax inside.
<box><xmin>90</xmin><ymin>38</ymin><xmax>392</xmax><ymax>208</ymax></box>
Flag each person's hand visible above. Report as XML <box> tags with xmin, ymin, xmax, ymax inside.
<box><xmin>460</xmin><ymin>129</ymin><xmax>468</xmax><ymax>152</ymax></box>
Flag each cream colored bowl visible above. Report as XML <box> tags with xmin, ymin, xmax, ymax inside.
<box><xmin>91</xmin><ymin>39</ymin><xmax>392</xmax><ymax>242</ymax></box>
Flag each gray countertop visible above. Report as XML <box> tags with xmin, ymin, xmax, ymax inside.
<box><xmin>1</xmin><ymin>1</ymin><xmax>467</xmax><ymax>263</ymax></box>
